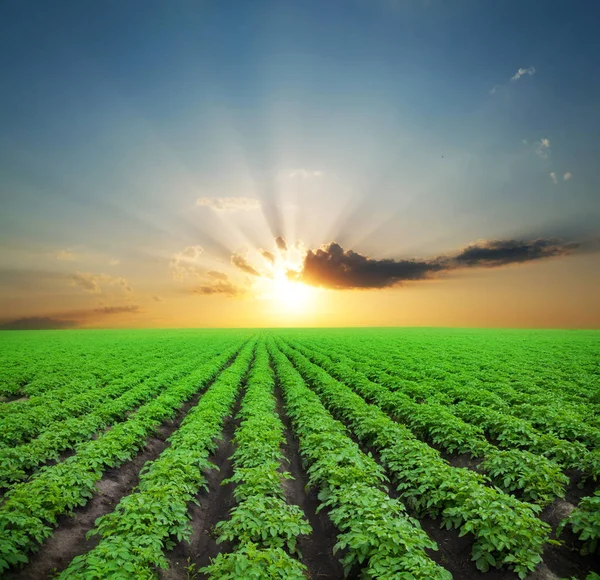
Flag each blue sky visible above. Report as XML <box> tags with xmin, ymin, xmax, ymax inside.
<box><xmin>1</xmin><ymin>0</ymin><xmax>599</xmax><ymax>327</ymax></box>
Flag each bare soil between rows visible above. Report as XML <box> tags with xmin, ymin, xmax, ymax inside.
<box><xmin>6</xmin><ymin>356</ymin><xmax>240</xmax><ymax>579</ymax></box>
<box><xmin>5</xmin><ymin>351</ymin><xmax>600</xmax><ymax>580</ymax></box>
<box><xmin>280</xmin><ymin>349</ymin><xmax>600</xmax><ymax>580</ymax></box>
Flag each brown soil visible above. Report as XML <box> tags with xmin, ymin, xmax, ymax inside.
<box><xmin>275</xmin><ymin>386</ymin><xmax>347</xmax><ymax>580</ymax></box>
<box><xmin>6</xmin><ymin>358</ymin><xmax>238</xmax><ymax>580</ymax></box>
<box><xmin>6</xmin><ymin>432</ymin><xmax>169</xmax><ymax>579</ymax></box>
<box><xmin>538</xmin><ymin>497</ymin><xmax>600</xmax><ymax>580</ymax></box>
<box><xmin>5</xmin><ymin>348</ymin><xmax>600</xmax><ymax>580</ymax></box>
<box><xmin>159</xmin><ymin>392</ymin><xmax>243</xmax><ymax>579</ymax></box>
<box><xmin>0</xmin><ymin>395</ymin><xmax>29</xmax><ymax>403</ymax></box>
<box><xmin>284</xmin><ymin>353</ymin><xmax>600</xmax><ymax>580</ymax></box>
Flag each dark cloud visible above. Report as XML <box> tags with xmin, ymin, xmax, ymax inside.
<box><xmin>93</xmin><ymin>305</ymin><xmax>141</xmax><ymax>315</ymax></box>
<box><xmin>291</xmin><ymin>238</ymin><xmax>582</xmax><ymax>290</ymax></box>
<box><xmin>231</xmin><ymin>254</ymin><xmax>261</xmax><ymax>276</ymax></box>
<box><xmin>261</xmin><ymin>250</ymin><xmax>275</xmax><ymax>263</ymax></box>
<box><xmin>454</xmin><ymin>239</ymin><xmax>580</xmax><ymax>267</ymax></box>
<box><xmin>275</xmin><ymin>236</ymin><xmax>287</xmax><ymax>252</ymax></box>
<box><xmin>0</xmin><ymin>317</ymin><xmax>78</xmax><ymax>330</ymax></box>
<box><xmin>291</xmin><ymin>242</ymin><xmax>445</xmax><ymax>289</ymax></box>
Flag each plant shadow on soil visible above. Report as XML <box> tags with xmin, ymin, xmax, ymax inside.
<box><xmin>5</xmin><ymin>353</ymin><xmax>241</xmax><ymax>580</ymax></box>
<box><xmin>158</xmin><ymin>394</ymin><xmax>241</xmax><ymax>580</ymax></box>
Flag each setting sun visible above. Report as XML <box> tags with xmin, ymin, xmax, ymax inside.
<box><xmin>272</xmin><ymin>273</ymin><xmax>316</xmax><ymax>313</ymax></box>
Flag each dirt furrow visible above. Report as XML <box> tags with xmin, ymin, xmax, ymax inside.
<box><xmin>274</xmin><ymin>385</ymin><xmax>346</xmax><ymax>580</ymax></box>
<box><xmin>7</xmin><ymin>355</ymin><xmax>240</xmax><ymax>580</ymax></box>
<box><xmin>160</xmin><ymin>391</ymin><xmax>245</xmax><ymax>580</ymax></box>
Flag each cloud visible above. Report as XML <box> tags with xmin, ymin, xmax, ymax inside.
<box><xmin>231</xmin><ymin>253</ymin><xmax>261</xmax><ymax>276</ymax></box>
<box><xmin>207</xmin><ymin>270</ymin><xmax>229</xmax><ymax>281</ymax></box>
<box><xmin>0</xmin><ymin>316</ymin><xmax>78</xmax><ymax>330</ymax></box>
<box><xmin>93</xmin><ymin>305</ymin><xmax>140</xmax><ymax>315</ymax></box>
<box><xmin>290</xmin><ymin>242</ymin><xmax>446</xmax><ymax>289</ymax></box>
<box><xmin>453</xmin><ymin>238</ymin><xmax>579</xmax><ymax>267</ymax></box>
<box><xmin>511</xmin><ymin>66</ymin><xmax>536</xmax><ymax>81</ymax></box>
<box><xmin>288</xmin><ymin>169</ymin><xmax>323</xmax><ymax>179</ymax></box>
<box><xmin>70</xmin><ymin>272</ymin><xmax>103</xmax><ymax>293</ymax></box>
<box><xmin>69</xmin><ymin>272</ymin><xmax>133</xmax><ymax>294</ymax></box>
<box><xmin>275</xmin><ymin>236</ymin><xmax>288</xmax><ymax>252</ymax></box>
<box><xmin>535</xmin><ymin>137</ymin><xmax>551</xmax><ymax>158</ymax></box>
<box><xmin>170</xmin><ymin>246</ymin><xmax>204</xmax><ymax>279</ymax></box>
<box><xmin>152</xmin><ymin>295</ymin><xmax>163</xmax><ymax>302</ymax></box>
<box><xmin>196</xmin><ymin>196</ymin><xmax>261</xmax><ymax>211</ymax></box>
<box><xmin>291</xmin><ymin>238</ymin><xmax>581</xmax><ymax>290</ymax></box>
<box><xmin>550</xmin><ymin>172</ymin><xmax>558</xmax><ymax>185</ymax></box>
<box><xmin>108</xmin><ymin>258</ymin><xmax>120</xmax><ymax>266</ymax></box>
<box><xmin>261</xmin><ymin>250</ymin><xmax>275</xmax><ymax>263</ymax></box>
<box><xmin>489</xmin><ymin>85</ymin><xmax>498</xmax><ymax>95</ymax></box>
<box><xmin>194</xmin><ymin>274</ymin><xmax>246</xmax><ymax>297</ymax></box>
<box><xmin>563</xmin><ymin>172</ymin><xmax>572</xmax><ymax>181</ymax></box>
<box><xmin>55</xmin><ymin>249</ymin><xmax>78</xmax><ymax>262</ymax></box>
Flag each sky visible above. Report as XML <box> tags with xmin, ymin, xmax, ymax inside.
<box><xmin>1</xmin><ymin>0</ymin><xmax>599</xmax><ymax>329</ymax></box>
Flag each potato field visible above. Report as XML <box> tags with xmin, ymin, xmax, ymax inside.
<box><xmin>0</xmin><ymin>328</ymin><xmax>598</xmax><ymax>580</ymax></box>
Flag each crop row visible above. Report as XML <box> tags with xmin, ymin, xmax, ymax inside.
<box><xmin>204</xmin><ymin>340</ymin><xmax>311</xmax><ymax>578</ymax></box>
<box><xmin>267</xmin><ymin>339</ymin><xmax>452</xmax><ymax>579</ymax></box>
<box><xmin>0</xmin><ymin>339</ymin><xmax>236</xmax><ymax>491</ymax></box>
<box><xmin>558</xmin><ymin>489</ymin><xmax>600</xmax><ymax>556</ymax></box>
<box><xmin>304</xmin><ymin>331</ymin><xmax>599</xmax><ymax>429</ymax></box>
<box><xmin>0</xmin><ymin>338</ymin><xmax>246</xmax><ymax>575</ymax></box>
<box><xmin>275</xmin><ymin>338</ymin><xmax>551</xmax><ymax>578</ymax></box>
<box><xmin>58</xmin><ymin>339</ymin><xmax>256</xmax><ymax>578</ymax></box>
<box><xmin>284</xmin><ymin>338</ymin><xmax>569</xmax><ymax>506</ymax></box>
<box><xmin>302</xmin><ymin>336</ymin><xmax>600</xmax><ymax>479</ymax></box>
<box><xmin>0</xmin><ymin>331</ymin><xmax>183</xmax><ymax>398</ymax></box>
<box><xmin>329</xmin><ymin>333</ymin><xmax>600</xmax><ymax>438</ymax></box>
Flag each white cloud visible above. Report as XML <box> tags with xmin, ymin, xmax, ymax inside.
<box><xmin>55</xmin><ymin>249</ymin><xmax>78</xmax><ymax>261</ymax></box>
<box><xmin>196</xmin><ymin>197</ymin><xmax>260</xmax><ymax>211</ymax></box>
<box><xmin>563</xmin><ymin>172</ymin><xmax>572</xmax><ymax>181</ymax></box>
<box><xmin>549</xmin><ymin>172</ymin><xmax>558</xmax><ymax>185</ymax></box>
<box><xmin>170</xmin><ymin>245</ymin><xmax>204</xmax><ymax>279</ymax></box>
<box><xmin>511</xmin><ymin>66</ymin><xmax>536</xmax><ymax>82</ymax></box>
<box><xmin>288</xmin><ymin>169</ymin><xmax>324</xmax><ymax>179</ymax></box>
<box><xmin>489</xmin><ymin>85</ymin><xmax>498</xmax><ymax>95</ymax></box>
<box><xmin>535</xmin><ymin>137</ymin><xmax>551</xmax><ymax>158</ymax></box>
<box><xmin>70</xmin><ymin>272</ymin><xmax>133</xmax><ymax>294</ymax></box>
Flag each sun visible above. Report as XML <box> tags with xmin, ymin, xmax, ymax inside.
<box><xmin>271</xmin><ymin>271</ymin><xmax>316</xmax><ymax>313</ymax></box>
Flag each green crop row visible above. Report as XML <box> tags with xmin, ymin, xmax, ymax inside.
<box><xmin>58</xmin><ymin>339</ymin><xmax>256</xmax><ymax>579</ymax></box>
<box><xmin>0</xmin><ymin>335</ymin><xmax>213</xmax><ymax>446</ymax></box>
<box><xmin>268</xmin><ymin>339</ymin><xmax>451</xmax><ymax>579</ymax></box>
<box><xmin>285</xmin><ymin>338</ymin><xmax>569</xmax><ymax>506</ymax></box>
<box><xmin>204</xmin><ymin>339</ymin><xmax>311</xmax><ymax>578</ymax></box>
<box><xmin>558</xmin><ymin>490</ymin><xmax>600</xmax><ymax>556</ymax></box>
<box><xmin>275</xmin><ymin>338</ymin><xmax>551</xmax><ymax>578</ymax></box>
<box><xmin>307</xmin><ymin>336</ymin><xmax>600</xmax><ymax>480</ymax></box>
<box><xmin>301</xmin><ymin>331</ymin><xmax>599</xmax><ymax>429</ymax></box>
<box><xmin>0</xmin><ymin>339</ymin><xmax>233</xmax><ymax>490</ymax></box>
<box><xmin>0</xmin><ymin>331</ymin><xmax>177</xmax><ymax>398</ymax></box>
<box><xmin>0</xmin><ymin>338</ymin><xmax>245</xmax><ymax>575</ymax></box>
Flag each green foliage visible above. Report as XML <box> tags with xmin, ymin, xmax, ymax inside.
<box><xmin>204</xmin><ymin>341</ymin><xmax>311</xmax><ymax>578</ymax></box>
<box><xmin>58</xmin><ymin>339</ymin><xmax>256</xmax><ymax>579</ymax></box>
<box><xmin>276</xmin><ymin>338</ymin><xmax>551</xmax><ymax>578</ymax></box>
<box><xmin>268</xmin><ymin>339</ymin><xmax>451</xmax><ymax>579</ymax></box>
<box><xmin>203</xmin><ymin>543</ymin><xmax>308</xmax><ymax>579</ymax></box>
<box><xmin>558</xmin><ymin>490</ymin><xmax>600</xmax><ymax>555</ymax></box>
<box><xmin>2</xmin><ymin>328</ymin><xmax>599</xmax><ymax>579</ymax></box>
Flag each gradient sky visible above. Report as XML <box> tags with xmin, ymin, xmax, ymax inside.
<box><xmin>1</xmin><ymin>0</ymin><xmax>599</xmax><ymax>329</ymax></box>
